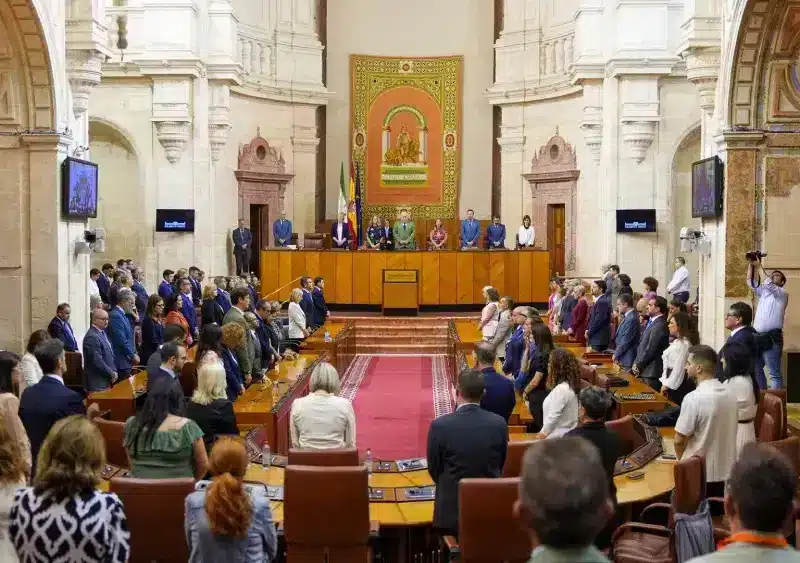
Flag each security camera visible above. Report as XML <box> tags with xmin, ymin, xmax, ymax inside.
<box><xmin>679</xmin><ymin>227</ymin><xmax>711</xmax><ymax>256</ymax></box>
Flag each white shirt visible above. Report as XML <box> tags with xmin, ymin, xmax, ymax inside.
<box><xmin>659</xmin><ymin>338</ymin><xmax>690</xmax><ymax>390</ymax></box>
<box><xmin>19</xmin><ymin>352</ymin><xmax>44</xmax><ymax>389</ymax></box>
<box><xmin>290</xmin><ymin>390</ymin><xmax>356</xmax><ymax>449</ymax></box>
<box><xmin>88</xmin><ymin>278</ymin><xmax>100</xmax><ymax>297</ymax></box>
<box><xmin>667</xmin><ymin>266</ymin><xmax>690</xmax><ymax>294</ymax></box>
<box><xmin>287</xmin><ymin>301</ymin><xmax>306</xmax><ymax>339</ymax></box>
<box><xmin>748</xmin><ymin>278</ymin><xmax>788</xmax><ymax>333</ymax></box>
<box><xmin>729</xmin><ymin>326</ymin><xmax>745</xmax><ymax>338</ymax></box>
<box><xmin>336</xmin><ymin>222</ymin><xmax>344</xmax><ymax>241</ymax></box>
<box><xmin>541</xmin><ymin>381</ymin><xmax>579</xmax><ymax>438</ymax></box>
<box><xmin>517</xmin><ymin>225</ymin><xmax>535</xmax><ymax>246</ymax></box>
<box><xmin>725</xmin><ymin>375</ymin><xmax>757</xmax><ymax>422</ymax></box>
<box><xmin>675</xmin><ymin>378</ymin><xmax>738</xmax><ymax>482</ymax></box>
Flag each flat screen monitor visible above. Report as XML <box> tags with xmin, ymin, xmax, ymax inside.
<box><xmin>692</xmin><ymin>156</ymin><xmax>723</xmax><ymax>218</ymax></box>
<box><xmin>156</xmin><ymin>209</ymin><xmax>195</xmax><ymax>232</ymax></box>
<box><xmin>61</xmin><ymin>157</ymin><xmax>98</xmax><ymax>218</ymax></box>
<box><xmin>616</xmin><ymin>209</ymin><xmax>656</xmax><ymax>233</ymax></box>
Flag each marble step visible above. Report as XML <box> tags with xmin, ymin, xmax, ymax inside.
<box><xmin>354</xmin><ymin>333</ymin><xmax>449</xmax><ymax>345</ymax></box>
<box><xmin>356</xmin><ymin>342</ymin><xmax>449</xmax><ymax>354</ymax></box>
<box><xmin>354</xmin><ymin>327</ymin><xmax>449</xmax><ymax>338</ymax></box>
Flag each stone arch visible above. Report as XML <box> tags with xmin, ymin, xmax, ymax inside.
<box><xmin>668</xmin><ymin>124</ymin><xmax>702</xmax><ymax>293</ymax></box>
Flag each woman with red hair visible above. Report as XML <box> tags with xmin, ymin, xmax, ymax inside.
<box><xmin>184</xmin><ymin>438</ymin><xmax>277</xmax><ymax>562</ymax></box>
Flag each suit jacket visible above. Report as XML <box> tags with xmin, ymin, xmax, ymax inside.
<box><xmin>97</xmin><ymin>274</ymin><xmax>111</xmax><ymax>304</ymax></box>
<box><xmin>109</xmin><ymin>307</ymin><xmax>136</xmax><ymax>371</ymax></box>
<box><xmin>108</xmin><ymin>282</ymin><xmax>121</xmax><ymax>308</ymax></box>
<box><xmin>392</xmin><ymin>221</ymin><xmax>416</xmax><ymax>249</ymax></box>
<box><xmin>273</xmin><ymin>219</ymin><xmax>292</xmax><ymax>246</ymax></box>
<box><xmin>140</xmin><ymin>316</ymin><xmax>163</xmax><ymax>363</ymax></box>
<box><xmin>256</xmin><ymin>317</ymin><xmax>278</xmax><ymax>368</ymax></box>
<box><xmin>383</xmin><ymin>226</ymin><xmax>394</xmax><ymax>250</ymax></box>
<box><xmin>633</xmin><ymin>315</ymin><xmax>670</xmax><ymax>382</ymax></box>
<box><xmin>300</xmin><ymin>290</ymin><xmax>314</xmax><ymax>329</ymax></box>
<box><xmin>587</xmin><ymin>294</ymin><xmax>612</xmax><ymax>348</ymax></box>
<box><xmin>460</xmin><ymin>219</ymin><xmax>481</xmax><ymax>247</ymax></box>
<box><xmin>146</xmin><ymin>366</ymin><xmax>180</xmax><ymax>393</ymax></box>
<box><xmin>247</xmin><ymin>285</ymin><xmax>258</xmax><ymax>309</ymax></box>
<box><xmin>613</xmin><ymin>310</ymin><xmax>641</xmax><ymax>369</ymax></box>
<box><xmin>215</xmin><ymin>291</ymin><xmax>232</xmax><ymax>314</ymax></box>
<box><xmin>489</xmin><ymin>311</ymin><xmax>513</xmax><ymax>358</ymax></box>
<box><xmin>232</xmin><ymin>227</ymin><xmax>252</xmax><ymax>251</ymax></box>
<box><xmin>19</xmin><ymin>376</ymin><xmax>86</xmax><ymax>467</ymax></box>
<box><xmin>47</xmin><ymin>317</ymin><xmax>78</xmax><ymax>352</ymax></box>
<box><xmin>715</xmin><ymin>325</ymin><xmax>758</xmax><ymax>381</ymax></box>
<box><xmin>566</xmin><ymin>421</ymin><xmax>622</xmax><ymax>497</ymax></box>
<box><xmin>330</xmin><ymin>222</ymin><xmax>352</xmax><ymax>249</ymax></box>
<box><xmin>158</xmin><ymin>280</ymin><xmax>174</xmax><ymax>299</ymax></box>
<box><xmin>201</xmin><ymin>298</ymin><xmax>225</xmax><ymax>326</ymax></box>
<box><xmin>82</xmin><ymin>326</ymin><xmax>117</xmax><ymax>391</ymax></box>
<box><xmin>221</xmin><ymin>347</ymin><xmax>243</xmax><ymax>400</ymax></box>
<box><xmin>311</xmin><ymin>287</ymin><xmax>328</xmax><ymax>327</ymax></box>
<box><xmin>181</xmin><ymin>292</ymin><xmax>198</xmax><ymax>335</ymax></box>
<box><xmin>426</xmin><ymin>404</ymin><xmax>508</xmax><ymax>533</ymax></box>
<box><xmin>132</xmin><ymin>281</ymin><xmax>149</xmax><ymax>319</ymax></box>
<box><xmin>478</xmin><ymin>367</ymin><xmax>516</xmax><ymax>422</ymax></box>
<box><xmin>223</xmin><ymin>306</ymin><xmax>252</xmax><ymax>378</ymax></box>
<box><xmin>502</xmin><ymin>326</ymin><xmax>525</xmax><ymax>376</ymax></box>
<box><xmin>570</xmin><ymin>299</ymin><xmax>589</xmax><ymax>343</ymax></box>
<box><xmin>190</xmin><ymin>278</ymin><xmax>202</xmax><ymax>306</ymax></box>
<box><xmin>485</xmin><ymin>224</ymin><xmax>506</xmax><ymax>248</ymax></box>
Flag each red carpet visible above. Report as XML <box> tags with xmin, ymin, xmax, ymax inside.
<box><xmin>350</xmin><ymin>356</ymin><xmax>435</xmax><ymax>460</ymax></box>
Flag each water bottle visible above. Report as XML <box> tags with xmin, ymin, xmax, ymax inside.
<box><xmin>262</xmin><ymin>442</ymin><xmax>271</xmax><ymax>469</ymax></box>
<box><xmin>324</xmin><ymin>329</ymin><xmax>331</xmax><ymax>343</ymax></box>
<box><xmin>272</xmin><ymin>378</ymin><xmax>279</xmax><ymax>397</ymax></box>
<box><xmin>365</xmin><ymin>448</ymin><xmax>373</xmax><ymax>484</ymax></box>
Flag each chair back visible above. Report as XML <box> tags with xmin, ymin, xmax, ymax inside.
<box><xmin>458</xmin><ymin>478</ymin><xmax>531</xmax><ymax>562</ymax></box>
<box><xmin>93</xmin><ymin>418</ymin><xmax>128</xmax><ymax>468</ymax></box>
<box><xmin>109</xmin><ymin>477</ymin><xmax>195</xmax><ymax>563</ymax></box>
<box><xmin>580</xmin><ymin>364</ymin><xmax>597</xmax><ymax>385</ymax></box>
<box><xmin>64</xmin><ymin>351</ymin><xmax>84</xmax><ymax>388</ymax></box>
<box><xmin>303</xmin><ymin>233</ymin><xmax>328</xmax><ymax>249</ymax></box>
<box><xmin>288</xmin><ymin>448</ymin><xmax>360</xmax><ymax>466</ymax></box>
<box><xmin>759</xmin><ymin>412</ymin><xmax>779</xmax><ymax>442</ymax></box>
<box><xmin>284</xmin><ymin>465</ymin><xmax>370</xmax><ymax>563</ymax></box>
<box><xmin>763</xmin><ymin>391</ymin><xmax>787</xmax><ymax>439</ymax></box>
<box><xmin>502</xmin><ymin>440</ymin><xmax>536</xmax><ymax>478</ymax></box>
<box><xmin>672</xmin><ymin>454</ymin><xmax>706</xmax><ymax>517</ymax></box>
<box><xmin>605</xmin><ymin>414</ymin><xmax>637</xmax><ymax>456</ymax></box>
<box><xmin>768</xmin><ymin>436</ymin><xmax>800</xmax><ymax>474</ymax></box>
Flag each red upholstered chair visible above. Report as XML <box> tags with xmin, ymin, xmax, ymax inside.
<box><xmin>502</xmin><ymin>440</ymin><xmax>536</xmax><ymax>478</ymax></box>
<box><xmin>759</xmin><ymin>412</ymin><xmax>779</xmax><ymax>442</ymax></box>
<box><xmin>109</xmin><ymin>477</ymin><xmax>195</xmax><ymax>563</ymax></box>
<box><xmin>443</xmin><ymin>478</ymin><xmax>531</xmax><ymax>562</ymax></box>
<box><xmin>287</xmin><ymin>448</ymin><xmax>360</xmax><ymax>467</ymax></box>
<box><xmin>284</xmin><ymin>465</ymin><xmax>373</xmax><ymax>563</ymax></box>
<box><xmin>580</xmin><ymin>363</ymin><xmax>598</xmax><ymax>385</ymax></box>
<box><xmin>769</xmin><ymin>436</ymin><xmax>800</xmax><ymax>474</ymax></box>
<box><xmin>605</xmin><ymin>415</ymin><xmax>638</xmax><ymax>457</ymax></box>
<box><xmin>63</xmin><ymin>351</ymin><xmax>84</xmax><ymax>388</ymax></box>
<box><xmin>756</xmin><ymin>390</ymin><xmax>787</xmax><ymax>439</ymax></box>
<box><xmin>93</xmin><ymin>418</ymin><xmax>128</xmax><ymax>468</ymax></box>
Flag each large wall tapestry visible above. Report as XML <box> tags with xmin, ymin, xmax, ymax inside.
<box><xmin>350</xmin><ymin>55</ymin><xmax>463</xmax><ymax>221</ymax></box>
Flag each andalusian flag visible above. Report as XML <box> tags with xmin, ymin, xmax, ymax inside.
<box><xmin>338</xmin><ymin>162</ymin><xmax>348</xmax><ymax>221</ymax></box>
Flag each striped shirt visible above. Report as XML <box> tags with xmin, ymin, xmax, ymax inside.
<box><xmin>748</xmin><ymin>278</ymin><xmax>787</xmax><ymax>333</ymax></box>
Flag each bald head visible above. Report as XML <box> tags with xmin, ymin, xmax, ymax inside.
<box><xmin>91</xmin><ymin>307</ymin><xmax>109</xmax><ymax>329</ymax></box>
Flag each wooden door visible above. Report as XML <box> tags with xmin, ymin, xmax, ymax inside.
<box><xmin>547</xmin><ymin>204</ymin><xmax>565</xmax><ymax>278</ymax></box>
<box><xmin>249</xmin><ymin>204</ymin><xmax>270</xmax><ymax>275</ymax></box>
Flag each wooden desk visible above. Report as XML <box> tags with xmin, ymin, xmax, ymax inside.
<box><xmin>382</xmin><ymin>269</ymin><xmax>419</xmax><ymax>314</ymax></box>
<box><xmin>90</xmin><ymin>371</ymin><xmax>148</xmax><ymax>422</ymax></box>
<box><xmin>453</xmin><ymin>320</ymin><xmax>483</xmax><ymax>352</ymax></box>
<box><xmin>260</xmin><ymin>249</ymin><xmax>551</xmax><ymax>306</ymax></box>
<box><xmin>596</xmin><ymin>367</ymin><xmax>674</xmax><ymax>417</ymax></box>
<box><xmin>302</xmin><ymin>321</ymin><xmax>356</xmax><ymax>377</ymax></box>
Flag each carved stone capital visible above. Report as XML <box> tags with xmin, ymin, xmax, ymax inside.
<box><xmin>291</xmin><ymin>136</ymin><xmax>320</xmax><ymax>154</ymax></box>
<box><xmin>153</xmin><ymin>120</ymin><xmax>191</xmax><ymax>164</ymax></box>
<box><xmin>66</xmin><ymin>49</ymin><xmax>105</xmax><ymax>118</ymax></box>
<box><xmin>621</xmin><ymin>120</ymin><xmax>658</xmax><ymax>163</ymax></box>
<box><xmin>683</xmin><ymin>47</ymin><xmax>720</xmax><ymax>117</ymax></box>
<box><xmin>497</xmin><ymin>136</ymin><xmax>526</xmax><ymax>155</ymax></box>
<box><xmin>209</xmin><ymin>123</ymin><xmax>231</xmax><ymax>162</ymax></box>
<box><xmin>579</xmin><ymin>121</ymin><xmax>603</xmax><ymax>164</ymax></box>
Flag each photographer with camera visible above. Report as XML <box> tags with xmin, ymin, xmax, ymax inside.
<box><xmin>746</xmin><ymin>252</ymin><xmax>788</xmax><ymax>390</ymax></box>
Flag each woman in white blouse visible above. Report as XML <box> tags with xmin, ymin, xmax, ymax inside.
<box><xmin>720</xmin><ymin>343</ymin><xmax>757</xmax><ymax>456</ymax></box>
<box><xmin>17</xmin><ymin>330</ymin><xmax>49</xmax><ymax>395</ymax></box>
<box><xmin>290</xmin><ymin>362</ymin><xmax>356</xmax><ymax>450</ymax></box>
<box><xmin>536</xmin><ymin>348</ymin><xmax>580</xmax><ymax>439</ymax></box>
<box><xmin>658</xmin><ymin>312</ymin><xmax>699</xmax><ymax>405</ymax></box>
<box><xmin>287</xmin><ymin>288</ymin><xmax>309</xmax><ymax>340</ymax></box>
<box><xmin>517</xmin><ymin>215</ymin><xmax>535</xmax><ymax>248</ymax></box>
<box><xmin>478</xmin><ymin>286</ymin><xmax>500</xmax><ymax>340</ymax></box>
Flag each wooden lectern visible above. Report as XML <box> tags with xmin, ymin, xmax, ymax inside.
<box><xmin>382</xmin><ymin>269</ymin><xmax>419</xmax><ymax>316</ymax></box>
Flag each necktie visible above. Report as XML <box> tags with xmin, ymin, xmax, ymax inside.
<box><xmin>403</xmin><ymin>224</ymin><xmax>406</xmax><ymax>231</ymax></box>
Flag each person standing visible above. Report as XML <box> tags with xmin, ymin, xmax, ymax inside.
<box><xmin>299</xmin><ymin>277</ymin><xmax>314</xmax><ymax>330</ymax></box>
<box><xmin>96</xmin><ymin>263</ymin><xmax>114</xmax><ymax>304</ymax></box>
<box><xmin>393</xmin><ymin>210</ymin><xmax>416</xmax><ymax>250</ymax></box>
<box><xmin>146</xmin><ymin>342</ymin><xmax>187</xmax><ymax>393</ymax></box>
<box><xmin>502</xmin><ymin>307</ymin><xmax>527</xmax><ymax>379</ymax></box>
<box><xmin>716</xmin><ymin>301</ymin><xmax>757</xmax><ymax>382</ymax></box>
<box><xmin>747</xmin><ymin>256</ymin><xmax>788</xmax><ymax>390</ymax></box>
<box><xmin>613</xmin><ymin>294</ymin><xmax>640</xmax><ymax>371</ymax></box>
<box><xmin>82</xmin><ymin>308</ymin><xmax>117</xmax><ymax>392</ymax></box>
<box><xmin>474</xmin><ymin>344</ymin><xmax>516</xmax><ymax>422</ymax></box>
<box><xmin>272</xmin><ymin>210</ymin><xmax>293</xmax><ymax>247</ymax></box>
<box><xmin>485</xmin><ymin>216</ymin><xmax>506</xmax><ymax>250</ymax></box>
<box><xmin>516</xmin><ymin>215</ymin><xmax>535</xmax><ymax>248</ymax></box>
<box><xmin>179</xmin><ymin>277</ymin><xmax>199</xmax><ymax>342</ymax></box>
<box><xmin>232</xmin><ymin>219</ymin><xmax>252</xmax><ymax>276</ymax></box>
<box><xmin>427</xmin><ymin>368</ymin><xmax>507</xmax><ymax>536</ymax></box>
<box><xmin>109</xmin><ymin>289</ymin><xmax>139</xmax><ymax>379</ymax></box>
<box><xmin>188</xmin><ymin>266</ymin><xmax>203</xmax><ymax>307</ymax></box>
<box><xmin>223</xmin><ymin>287</ymin><xmax>253</xmax><ymax>386</ymax></box>
<box><xmin>460</xmin><ymin>209</ymin><xmax>480</xmax><ymax>249</ymax></box>
<box><xmin>586</xmin><ymin>280</ymin><xmax>611</xmax><ymax>352</ymax></box>
<box><xmin>158</xmin><ymin>269</ymin><xmax>175</xmax><ymax>299</ymax></box>
<box><xmin>312</xmin><ymin>277</ymin><xmax>329</xmax><ymax>329</ymax></box>
<box><xmin>47</xmin><ymin>303</ymin><xmax>78</xmax><ymax>352</ymax></box>
<box><xmin>666</xmin><ymin>256</ymin><xmax>691</xmax><ymax>303</ymax></box>
<box><xmin>720</xmin><ymin>343</ymin><xmax>758</xmax><ymax>458</ymax></box>
<box><xmin>518</xmin><ymin>323</ymin><xmax>555</xmax><ymax>433</ymax></box>
<box><xmin>631</xmin><ymin>296</ymin><xmax>670</xmax><ymax>390</ymax></box>
<box><xmin>131</xmin><ymin>267</ymin><xmax>149</xmax><ymax>320</ymax></box>
<box><xmin>330</xmin><ymin>212</ymin><xmax>352</xmax><ymax>250</ymax></box>
<box><xmin>658</xmin><ymin>312</ymin><xmax>698</xmax><ymax>405</ymax></box>
<box><xmin>382</xmin><ymin>217</ymin><xmax>394</xmax><ymax>251</ymax></box>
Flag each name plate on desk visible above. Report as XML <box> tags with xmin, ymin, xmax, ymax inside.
<box><xmin>396</xmin><ymin>457</ymin><xmax>427</xmax><ymax>472</ymax></box>
<box><xmin>384</xmin><ymin>270</ymin><xmax>418</xmax><ymax>283</ymax></box>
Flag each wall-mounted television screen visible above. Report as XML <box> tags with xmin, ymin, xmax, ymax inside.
<box><xmin>62</xmin><ymin>156</ymin><xmax>98</xmax><ymax>218</ymax></box>
<box><xmin>156</xmin><ymin>209</ymin><xmax>195</xmax><ymax>232</ymax></box>
<box><xmin>616</xmin><ymin>209</ymin><xmax>656</xmax><ymax>233</ymax></box>
<box><xmin>692</xmin><ymin>155</ymin><xmax>723</xmax><ymax>218</ymax></box>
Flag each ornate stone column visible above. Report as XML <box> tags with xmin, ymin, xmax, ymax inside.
<box><xmin>497</xmin><ymin>105</ymin><xmax>527</xmax><ymax>232</ymax></box>
<box><xmin>65</xmin><ymin>0</ymin><xmax>110</xmax><ymax>118</ymax></box>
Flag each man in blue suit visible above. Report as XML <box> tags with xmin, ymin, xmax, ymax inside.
<box><xmin>460</xmin><ymin>209</ymin><xmax>481</xmax><ymax>249</ymax></box>
<box><xmin>96</xmin><ymin>263</ymin><xmax>114</xmax><ymax>304</ymax></box>
<box><xmin>109</xmin><ymin>288</ymin><xmax>139</xmax><ymax>378</ymax></box>
<box><xmin>178</xmin><ymin>277</ymin><xmax>199</xmax><ymax>340</ymax></box>
<box><xmin>613</xmin><ymin>294</ymin><xmax>640</xmax><ymax>370</ymax></box>
<box><xmin>273</xmin><ymin>211</ymin><xmax>293</xmax><ymax>247</ymax></box>
<box><xmin>19</xmin><ymin>339</ymin><xmax>87</xmax><ymax>468</ymax></box>
<box><xmin>716</xmin><ymin>301</ymin><xmax>758</xmax><ymax>381</ymax></box>
<box><xmin>188</xmin><ymin>266</ymin><xmax>203</xmax><ymax>306</ymax></box>
<box><xmin>485</xmin><ymin>216</ymin><xmax>506</xmax><ymax>250</ymax></box>
<box><xmin>475</xmin><ymin>344</ymin><xmax>516</xmax><ymax>422</ymax></box>
<box><xmin>311</xmin><ymin>277</ymin><xmax>329</xmax><ymax>329</ymax></box>
<box><xmin>502</xmin><ymin>307</ymin><xmax>527</xmax><ymax>377</ymax></box>
<box><xmin>82</xmin><ymin>308</ymin><xmax>117</xmax><ymax>392</ymax></box>
<box><xmin>158</xmin><ymin>269</ymin><xmax>175</xmax><ymax>299</ymax></box>
<box><xmin>146</xmin><ymin>341</ymin><xmax>187</xmax><ymax>392</ymax></box>
<box><xmin>131</xmin><ymin>267</ymin><xmax>149</xmax><ymax>320</ymax></box>
<box><xmin>300</xmin><ymin>276</ymin><xmax>314</xmax><ymax>329</ymax></box>
<box><xmin>232</xmin><ymin>218</ymin><xmax>253</xmax><ymax>276</ymax></box>
<box><xmin>47</xmin><ymin>303</ymin><xmax>78</xmax><ymax>352</ymax></box>
<box><xmin>586</xmin><ymin>280</ymin><xmax>612</xmax><ymax>352</ymax></box>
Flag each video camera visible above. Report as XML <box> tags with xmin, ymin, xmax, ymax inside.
<box><xmin>745</xmin><ymin>250</ymin><xmax>766</xmax><ymax>262</ymax></box>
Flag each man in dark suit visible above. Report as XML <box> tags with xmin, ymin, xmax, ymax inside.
<box><xmin>146</xmin><ymin>341</ymin><xmax>187</xmax><ymax>392</ymax></box>
<box><xmin>299</xmin><ymin>277</ymin><xmax>315</xmax><ymax>329</ymax></box>
<box><xmin>254</xmin><ymin>299</ymin><xmax>280</xmax><ymax>369</ymax></box>
<box><xmin>502</xmin><ymin>307</ymin><xmax>527</xmax><ymax>378</ymax></box>
<box><xmin>82</xmin><ymin>308</ymin><xmax>117</xmax><ymax>392</ymax></box>
<box><xmin>47</xmin><ymin>303</ymin><xmax>79</xmax><ymax>352</ymax></box>
<box><xmin>273</xmin><ymin>211</ymin><xmax>293</xmax><ymax>247</ymax></box>
<box><xmin>178</xmin><ymin>277</ymin><xmax>199</xmax><ymax>340</ymax></box>
<box><xmin>586</xmin><ymin>280</ymin><xmax>612</xmax><ymax>352</ymax></box>
<box><xmin>131</xmin><ymin>267</ymin><xmax>149</xmax><ymax>320</ymax></box>
<box><xmin>475</xmin><ymin>344</ymin><xmax>515</xmax><ymax>422</ymax></box>
<box><xmin>19</xmin><ymin>339</ymin><xmax>87</xmax><ymax>467</ymax></box>
<box><xmin>311</xmin><ymin>277</ymin><xmax>329</xmax><ymax>329</ymax></box>
<box><xmin>223</xmin><ymin>287</ymin><xmax>253</xmax><ymax>384</ymax></box>
<box><xmin>427</xmin><ymin>368</ymin><xmax>508</xmax><ymax>536</ymax></box>
<box><xmin>158</xmin><ymin>269</ymin><xmax>175</xmax><ymax>299</ymax></box>
<box><xmin>97</xmin><ymin>263</ymin><xmax>114</xmax><ymax>304</ymax></box>
<box><xmin>330</xmin><ymin>212</ymin><xmax>353</xmax><ymax>249</ymax></box>
<box><xmin>612</xmin><ymin>294</ymin><xmax>640</xmax><ymax>370</ymax></box>
<box><xmin>146</xmin><ymin>324</ymin><xmax>187</xmax><ymax>376</ymax></box>
<box><xmin>188</xmin><ymin>266</ymin><xmax>203</xmax><ymax>306</ymax></box>
<box><xmin>232</xmin><ymin>219</ymin><xmax>253</xmax><ymax>276</ymax></box>
<box><xmin>632</xmin><ymin>295</ymin><xmax>670</xmax><ymax>390</ymax></box>
<box><xmin>109</xmin><ymin>288</ymin><xmax>139</xmax><ymax>379</ymax></box>
<box><xmin>716</xmin><ymin>301</ymin><xmax>758</xmax><ymax>381</ymax></box>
